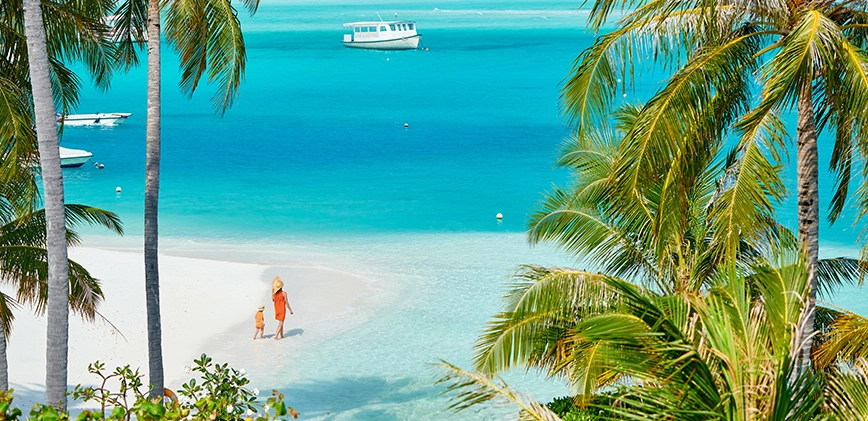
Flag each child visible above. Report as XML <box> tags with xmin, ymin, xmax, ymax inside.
<box><xmin>253</xmin><ymin>304</ymin><xmax>265</xmax><ymax>339</ymax></box>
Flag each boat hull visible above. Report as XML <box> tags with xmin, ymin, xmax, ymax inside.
<box><xmin>342</xmin><ymin>34</ymin><xmax>421</xmax><ymax>50</ymax></box>
<box><xmin>60</xmin><ymin>156</ymin><xmax>92</xmax><ymax>168</ymax></box>
<box><xmin>62</xmin><ymin>113</ymin><xmax>131</xmax><ymax>127</ymax></box>
<box><xmin>59</xmin><ymin>147</ymin><xmax>93</xmax><ymax>168</ymax></box>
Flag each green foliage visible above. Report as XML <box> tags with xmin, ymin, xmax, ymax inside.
<box><xmin>545</xmin><ymin>395</ymin><xmax>620</xmax><ymax>421</ymax></box>
<box><xmin>0</xmin><ymin>354</ymin><xmax>298</xmax><ymax>421</ymax></box>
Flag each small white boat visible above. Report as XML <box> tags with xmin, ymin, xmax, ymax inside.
<box><xmin>59</xmin><ymin>147</ymin><xmax>93</xmax><ymax>168</ymax></box>
<box><xmin>342</xmin><ymin>21</ymin><xmax>421</xmax><ymax>50</ymax></box>
<box><xmin>60</xmin><ymin>113</ymin><xmax>132</xmax><ymax>127</ymax></box>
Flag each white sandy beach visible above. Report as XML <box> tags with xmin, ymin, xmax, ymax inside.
<box><xmin>5</xmin><ymin>246</ymin><xmax>371</xmax><ymax>409</ymax></box>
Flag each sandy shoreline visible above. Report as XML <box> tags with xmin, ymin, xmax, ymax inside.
<box><xmin>5</xmin><ymin>246</ymin><xmax>372</xmax><ymax>409</ymax></box>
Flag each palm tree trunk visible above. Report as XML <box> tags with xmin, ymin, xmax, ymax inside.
<box><xmin>22</xmin><ymin>0</ymin><xmax>71</xmax><ymax>408</ymax></box>
<box><xmin>796</xmin><ymin>83</ymin><xmax>819</xmax><ymax>370</ymax></box>
<box><xmin>145</xmin><ymin>0</ymin><xmax>164</xmax><ymax>397</ymax></box>
<box><xmin>0</xmin><ymin>328</ymin><xmax>7</xmax><ymax>391</ymax></box>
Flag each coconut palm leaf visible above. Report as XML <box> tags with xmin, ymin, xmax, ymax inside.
<box><xmin>528</xmin><ymin>187</ymin><xmax>656</xmax><ymax>280</ymax></box>
<box><xmin>815</xmin><ymin>311</ymin><xmax>868</xmax><ymax>368</ymax></box>
<box><xmin>474</xmin><ymin>266</ymin><xmax>619</xmax><ymax>375</ymax></box>
<box><xmin>436</xmin><ymin>361</ymin><xmax>564</xmax><ymax>421</ymax></box>
<box><xmin>707</xmin><ymin>109</ymin><xmax>787</xmax><ymax>262</ymax></box>
<box><xmin>826</xmin><ymin>368</ymin><xmax>868</xmax><ymax>421</ymax></box>
<box><xmin>163</xmin><ymin>0</ymin><xmax>259</xmax><ymax>113</ymax></box>
<box><xmin>0</xmin><ymin>291</ymin><xmax>19</xmax><ymax>340</ymax></box>
<box><xmin>0</xmin><ymin>204</ymin><xmax>124</xmax><ymax>249</ymax></box>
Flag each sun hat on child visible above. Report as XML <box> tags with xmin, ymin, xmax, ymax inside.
<box><xmin>272</xmin><ymin>276</ymin><xmax>284</xmax><ymax>294</ymax></box>
<box><xmin>258</xmin><ymin>304</ymin><xmax>265</xmax><ymax>311</ymax></box>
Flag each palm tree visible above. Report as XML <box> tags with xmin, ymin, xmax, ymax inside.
<box><xmin>15</xmin><ymin>0</ymin><xmax>114</xmax><ymax>407</ymax></box>
<box><xmin>560</xmin><ymin>0</ymin><xmax>868</xmax><ymax>367</ymax></box>
<box><xmin>0</xmin><ymin>203</ymin><xmax>124</xmax><ymax>392</ymax></box>
<box><xmin>111</xmin><ymin>0</ymin><xmax>260</xmax><ymax>395</ymax></box>
<box><xmin>472</xmin><ymin>109</ymin><xmax>860</xmax><ymax>391</ymax></box>
<box><xmin>439</xmin><ymin>116</ymin><xmax>868</xmax><ymax>420</ymax></box>
<box><xmin>441</xmin><ymin>248</ymin><xmax>868</xmax><ymax>421</ymax></box>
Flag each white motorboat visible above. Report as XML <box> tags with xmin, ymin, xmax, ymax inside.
<box><xmin>59</xmin><ymin>147</ymin><xmax>93</xmax><ymax>168</ymax></box>
<box><xmin>342</xmin><ymin>21</ymin><xmax>421</xmax><ymax>50</ymax></box>
<box><xmin>60</xmin><ymin>113</ymin><xmax>131</xmax><ymax>127</ymax></box>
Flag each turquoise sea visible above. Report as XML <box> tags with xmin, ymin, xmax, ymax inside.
<box><xmin>58</xmin><ymin>0</ymin><xmax>866</xmax><ymax>419</ymax></box>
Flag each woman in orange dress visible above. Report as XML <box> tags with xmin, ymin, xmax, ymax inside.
<box><xmin>272</xmin><ymin>276</ymin><xmax>294</xmax><ymax>340</ymax></box>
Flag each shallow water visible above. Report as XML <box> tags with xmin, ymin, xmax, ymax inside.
<box><xmin>57</xmin><ymin>0</ymin><xmax>868</xmax><ymax>419</ymax></box>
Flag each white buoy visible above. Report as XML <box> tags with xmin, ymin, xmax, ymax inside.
<box><xmin>404</xmin><ymin>123</ymin><xmax>409</xmax><ymax>128</ymax></box>
<box><xmin>617</xmin><ymin>78</ymin><xmax>622</xmax><ymax>83</ymax></box>
<box><xmin>622</xmin><ymin>93</ymin><xmax>628</xmax><ymax>98</ymax></box>
<box><xmin>496</xmin><ymin>213</ymin><xmax>503</xmax><ymax>219</ymax></box>
<box><xmin>115</xmin><ymin>187</ymin><xmax>122</xmax><ymax>193</ymax></box>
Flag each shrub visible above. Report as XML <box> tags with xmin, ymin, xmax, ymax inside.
<box><xmin>0</xmin><ymin>354</ymin><xmax>297</xmax><ymax>421</ymax></box>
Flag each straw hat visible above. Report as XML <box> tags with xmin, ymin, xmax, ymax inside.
<box><xmin>257</xmin><ymin>304</ymin><xmax>265</xmax><ymax>311</ymax></box>
<box><xmin>272</xmin><ymin>276</ymin><xmax>284</xmax><ymax>294</ymax></box>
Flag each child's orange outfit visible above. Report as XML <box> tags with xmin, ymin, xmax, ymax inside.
<box><xmin>255</xmin><ymin>310</ymin><xmax>264</xmax><ymax>328</ymax></box>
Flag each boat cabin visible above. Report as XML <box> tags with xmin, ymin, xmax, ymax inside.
<box><xmin>343</xmin><ymin>21</ymin><xmax>417</xmax><ymax>43</ymax></box>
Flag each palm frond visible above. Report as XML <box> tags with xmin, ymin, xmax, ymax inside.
<box><xmin>474</xmin><ymin>266</ymin><xmax>619</xmax><ymax>375</ymax></box>
<box><xmin>707</xmin><ymin>109</ymin><xmax>787</xmax><ymax>262</ymax></box>
<box><xmin>109</xmin><ymin>0</ymin><xmax>148</xmax><ymax>70</ymax></box>
<box><xmin>825</xmin><ymin>368</ymin><xmax>868</xmax><ymax>421</ymax></box>
<box><xmin>562</xmin><ymin>3</ymin><xmax>737</xmax><ymax>130</ymax></box>
<box><xmin>0</xmin><ymin>291</ymin><xmax>19</xmax><ymax>341</ymax></box>
<box><xmin>436</xmin><ymin>361</ymin><xmax>564</xmax><ymax>421</ymax></box>
<box><xmin>164</xmin><ymin>0</ymin><xmax>258</xmax><ymax>113</ymax></box>
<box><xmin>815</xmin><ymin>311</ymin><xmax>868</xmax><ymax>368</ymax></box>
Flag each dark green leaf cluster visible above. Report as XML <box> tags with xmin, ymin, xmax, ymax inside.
<box><xmin>1</xmin><ymin>354</ymin><xmax>300</xmax><ymax>421</ymax></box>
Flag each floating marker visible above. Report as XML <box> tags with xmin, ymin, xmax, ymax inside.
<box><xmin>496</xmin><ymin>213</ymin><xmax>503</xmax><ymax>219</ymax></box>
<box><xmin>622</xmin><ymin>93</ymin><xmax>627</xmax><ymax>98</ymax></box>
<box><xmin>404</xmin><ymin>123</ymin><xmax>409</xmax><ymax>128</ymax></box>
<box><xmin>115</xmin><ymin>187</ymin><xmax>122</xmax><ymax>193</ymax></box>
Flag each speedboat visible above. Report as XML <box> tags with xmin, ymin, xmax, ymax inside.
<box><xmin>342</xmin><ymin>21</ymin><xmax>421</xmax><ymax>50</ymax></box>
<box><xmin>60</xmin><ymin>113</ymin><xmax>132</xmax><ymax>127</ymax></box>
<box><xmin>59</xmin><ymin>147</ymin><xmax>93</xmax><ymax>168</ymax></box>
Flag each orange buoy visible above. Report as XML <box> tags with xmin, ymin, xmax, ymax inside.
<box><xmin>163</xmin><ymin>388</ymin><xmax>179</xmax><ymax>404</ymax></box>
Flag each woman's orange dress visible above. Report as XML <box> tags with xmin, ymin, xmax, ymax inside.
<box><xmin>273</xmin><ymin>289</ymin><xmax>286</xmax><ymax>321</ymax></box>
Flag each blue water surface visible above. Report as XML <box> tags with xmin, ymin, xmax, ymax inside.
<box><xmin>55</xmin><ymin>1</ymin><xmax>868</xmax><ymax>419</ymax></box>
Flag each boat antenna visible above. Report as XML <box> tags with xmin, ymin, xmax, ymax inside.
<box><xmin>376</xmin><ymin>12</ymin><xmax>384</xmax><ymax>21</ymax></box>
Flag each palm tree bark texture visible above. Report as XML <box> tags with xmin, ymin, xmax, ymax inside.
<box><xmin>796</xmin><ymin>82</ymin><xmax>820</xmax><ymax>367</ymax></box>
<box><xmin>22</xmin><ymin>0</ymin><xmax>71</xmax><ymax>408</ymax></box>
<box><xmin>144</xmin><ymin>0</ymin><xmax>164</xmax><ymax>398</ymax></box>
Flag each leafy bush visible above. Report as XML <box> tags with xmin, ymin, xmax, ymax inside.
<box><xmin>546</xmin><ymin>394</ymin><xmax>623</xmax><ymax>421</ymax></box>
<box><xmin>0</xmin><ymin>354</ymin><xmax>297</xmax><ymax>421</ymax></box>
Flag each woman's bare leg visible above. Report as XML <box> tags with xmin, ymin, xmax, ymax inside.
<box><xmin>275</xmin><ymin>320</ymin><xmax>285</xmax><ymax>339</ymax></box>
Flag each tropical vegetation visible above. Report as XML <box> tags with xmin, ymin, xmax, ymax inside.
<box><xmin>4</xmin><ymin>0</ymin><xmax>116</xmax><ymax>407</ymax></box>
<box><xmin>0</xmin><ymin>202</ymin><xmax>123</xmax><ymax>392</ymax></box>
<box><xmin>5</xmin><ymin>0</ymin><xmax>261</xmax><ymax>402</ymax></box>
<box><xmin>110</xmin><ymin>0</ymin><xmax>261</xmax><ymax>396</ymax></box>
<box><xmin>1</xmin><ymin>354</ymin><xmax>296</xmax><ymax>421</ymax></box>
<box><xmin>560</xmin><ymin>0</ymin><xmax>868</xmax><ymax>365</ymax></box>
<box><xmin>439</xmin><ymin>103</ymin><xmax>868</xmax><ymax>420</ymax></box>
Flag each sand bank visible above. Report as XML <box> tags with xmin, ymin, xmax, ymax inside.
<box><xmin>5</xmin><ymin>246</ymin><xmax>370</xmax><ymax>408</ymax></box>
